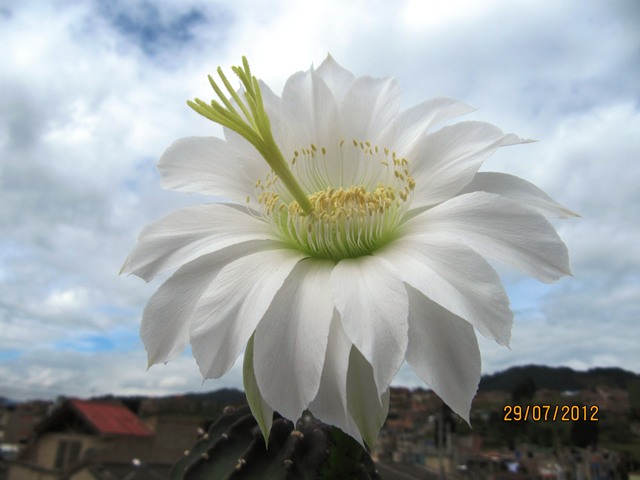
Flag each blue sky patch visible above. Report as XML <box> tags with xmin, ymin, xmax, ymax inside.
<box><xmin>54</xmin><ymin>331</ymin><xmax>139</xmax><ymax>353</ymax></box>
<box><xmin>0</xmin><ymin>349</ymin><xmax>22</xmax><ymax>363</ymax></box>
<box><xmin>99</xmin><ymin>0</ymin><xmax>229</xmax><ymax>58</ymax></box>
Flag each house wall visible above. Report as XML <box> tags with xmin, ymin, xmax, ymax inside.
<box><xmin>7</xmin><ymin>461</ymin><xmax>59</xmax><ymax>480</ymax></box>
<box><xmin>68</xmin><ymin>468</ymin><xmax>98</xmax><ymax>480</ymax></box>
<box><xmin>30</xmin><ymin>433</ymin><xmax>102</xmax><ymax>469</ymax></box>
<box><xmin>143</xmin><ymin>414</ymin><xmax>203</xmax><ymax>458</ymax></box>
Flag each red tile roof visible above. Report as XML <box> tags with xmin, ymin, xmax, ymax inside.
<box><xmin>70</xmin><ymin>399</ymin><xmax>153</xmax><ymax>437</ymax></box>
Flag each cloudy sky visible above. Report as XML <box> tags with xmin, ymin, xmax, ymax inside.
<box><xmin>1</xmin><ymin>0</ymin><xmax>639</xmax><ymax>402</ymax></box>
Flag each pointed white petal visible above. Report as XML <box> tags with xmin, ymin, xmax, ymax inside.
<box><xmin>121</xmin><ymin>204</ymin><xmax>276</xmax><ymax>281</ymax></box>
<box><xmin>308</xmin><ymin>312</ymin><xmax>363</xmax><ymax>445</ymax></box>
<box><xmin>158</xmin><ymin>137</ymin><xmax>255</xmax><ymax>203</ymax></box>
<box><xmin>347</xmin><ymin>347</ymin><xmax>390</xmax><ymax>449</ymax></box>
<box><xmin>405</xmin><ymin>286</ymin><xmax>481</xmax><ymax>423</ymax></box>
<box><xmin>378</xmin><ymin>235</ymin><xmax>512</xmax><ymax>345</ymax></box>
<box><xmin>331</xmin><ymin>256</ymin><xmax>408</xmax><ymax>394</ymax></box>
<box><xmin>380</xmin><ymin>97</ymin><xmax>476</xmax><ymax>156</ymax></box>
<box><xmin>315</xmin><ymin>54</ymin><xmax>355</xmax><ymax>104</ymax></box>
<box><xmin>406</xmin><ymin>192</ymin><xmax>572</xmax><ymax>283</ymax></box>
<box><xmin>254</xmin><ymin>259</ymin><xmax>335</xmax><ymax>421</ymax></box>
<box><xmin>341</xmin><ymin>75</ymin><xmax>401</xmax><ymax>140</ymax></box>
<box><xmin>190</xmin><ymin>248</ymin><xmax>305</xmax><ymax>379</ymax></box>
<box><xmin>141</xmin><ymin>241</ymin><xmax>270</xmax><ymax>366</ymax></box>
<box><xmin>243</xmin><ymin>334</ymin><xmax>273</xmax><ymax>445</ymax></box>
<box><xmin>460</xmin><ymin>172</ymin><xmax>579</xmax><ymax>219</ymax></box>
<box><xmin>410</xmin><ymin>122</ymin><xmax>531</xmax><ymax>208</ymax></box>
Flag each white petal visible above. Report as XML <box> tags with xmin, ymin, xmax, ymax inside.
<box><xmin>406</xmin><ymin>192</ymin><xmax>572</xmax><ymax>283</ymax></box>
<box><xmin>254</xmin><ymin>259</ymin><xmax>335</xmax><ymax>421</ymax></box>
<box><xmin>141</xmin><ymin>241</ymin><xmax>270</xmax><ymax>366</ymax></box>
<box><xmin>281</xmin><ymin>67</ymin><xmax>341</xmax><ymax>150</ymax></box>
<box><xmin>380</xmin><ymin>97</ymin><xmax>476</xmax><ymax>157</ymax></box>
<box><xmin>258</xmin><ymin>80</ymin><xmax>291</xmax><ymax>158</ymax></box>
<box><xmin>308</xmin><ymin>312</ymin><xmax>362</xmax><ymax>445</ymax></box>
<box><xmin>222</xmin><ymin>127</ymin><xmax>272</xmax><ymax>189</ymax></box>
<box><xmin>121</xmin><ymin>204</ymin><xmax>276</xmax><ymax>281</ymax></box>
<box><xmin>243</xmin><ymin>334</ymin><xmax>273</xmax><ymax>445</ymax></box>
<box><xmin>331</xmin><ymin>256</ymin><xmax>408</xmax><ymax>394</ymax></box>
<box><xmin>347</xmin><ymin>347</ymin><xmax>390</xmax><ymax>449</ymax></box>
<box><xmin>410</xmin><ymin>122</ymin><xmax>530</xmax><ymax>208</ymax></box>
<box><xmin>405</xmin><ymin>285</ymin><xmax>481</xmax><ymax>423</ymax></box>
<box><xmin>315</xmin><ymin>54</ymin><xmax>355</xmax><ymax>104</ymax></box>
<box><xmin>158</xmin><ymin>136</ymin><xmax>255</xmax><ymax>203</ymax></box>
<box><xmin>341</xmin><ymin>75</ymin><xmax>401</xmax><ymax>141</ymax></box>
<box><xmin>460</xmin><ymin>172</ymin><xmax>579</xmax><ymax>219</ymax></box>
<box><xmin>280</xmin><ymin>67</ymin><xmax>345</xmax><ymax>187</ymax></box>
<box><xmin>378</xmin><ymin>234</ymin><xmax>512</xmax><ymax>345</ymax></box>
<box><xmin>190</xmin><ymin>248</ymin><xmax>305</xmax><ymax>379</ymax></box>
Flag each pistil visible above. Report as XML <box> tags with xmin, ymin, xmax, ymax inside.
<box><xmin>188</xmin><ymin>57</ymin><xmax>313</xmax><ymax>214</ymax></box>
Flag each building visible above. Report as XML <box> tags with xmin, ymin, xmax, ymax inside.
<box><xmin>2</xmin><ymin>400</ymin><xmax>52</xmax><ymax>445</ymax></box>
<box><xmin>7</xmin><ymin>399</ymin><xmax>158</xmax><ymax>480</ymax></box>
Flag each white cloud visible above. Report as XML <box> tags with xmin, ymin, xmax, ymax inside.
<box><xmin>0</xmin><ymin>348</ymin><xmax>244</xmax><ymax>401</ymax></box>
<box><xmin>1</xmin><ymin>0</ymin><xmax>639</xmax><ymax>403</ymax></box>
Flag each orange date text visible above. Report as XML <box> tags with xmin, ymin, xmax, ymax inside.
<box><xmin>502</xmin><ymin>405</ymin><xmax>599</xmax><ymax>422</ymax></box>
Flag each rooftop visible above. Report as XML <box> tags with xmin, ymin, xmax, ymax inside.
<box><xmin>35</xmin><ymin>399</ymin><xmax>154</xmax><ymax>437</ymax></box>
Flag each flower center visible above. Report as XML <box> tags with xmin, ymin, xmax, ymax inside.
<box><xmin>253</xmin><ymin>140</ymin><xmax>415</xmax><ymax>260</ymax></box>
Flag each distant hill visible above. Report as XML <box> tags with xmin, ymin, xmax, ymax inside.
<box><xmin>8</xmin><ymin>366</ymin><xmax>640</xmax><ymax>406</ymax></box>
<box><xmin>182</xmin><ymin>388</ymin><xmax>247</xmax><ymax>405</ymax></box>
<box><xmin>478</xmin><ymin>365</ymin><xmax>640</xmax><ymax>392</ymax></box>
<box><xmin>93</xmin><ymin>388</ymin><xmax>247</xmax><ymax>416</ymax></box>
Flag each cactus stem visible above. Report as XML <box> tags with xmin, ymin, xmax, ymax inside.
<box><xmin>169</xmin><ymin>405</ymin><xmax>381</xmax><ymax>479</ymax></box>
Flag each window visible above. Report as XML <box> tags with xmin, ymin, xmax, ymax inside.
<box><xmin>54</xmin><ymin>440</ymin><xmax>82</xmax><ymax>469</ymax></box>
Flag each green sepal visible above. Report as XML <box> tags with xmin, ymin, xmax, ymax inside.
<box><xmin>346</xmin><ymin>347</ymin><xmax>389</xmax><ymax>450</ymax></box>
<box><xmin>243</xmin><ymin>333</ymin><xmax>274</xmax><ymax>447</ymax></box>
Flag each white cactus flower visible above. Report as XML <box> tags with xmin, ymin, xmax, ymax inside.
<box><xmin>121</xmin><ymin>56</ymin><xmax>575</xmax><ymax>448</ymax></box>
